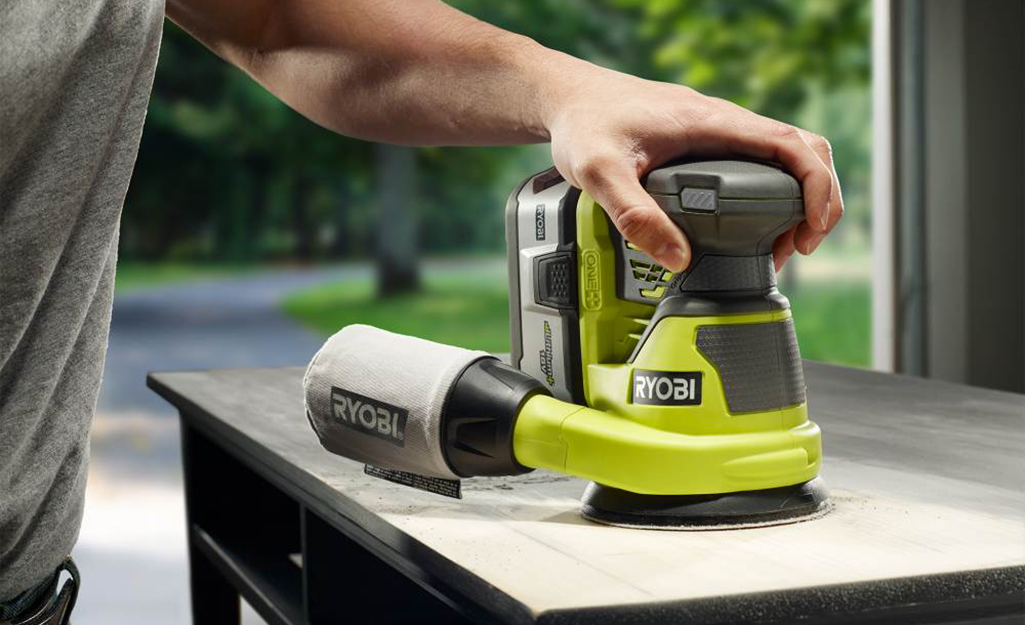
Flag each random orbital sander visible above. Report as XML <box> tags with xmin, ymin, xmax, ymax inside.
<box><xmin>304</xmin><ymin>159</ymin><xmax>830</xmax><ymax>530</ymax></box>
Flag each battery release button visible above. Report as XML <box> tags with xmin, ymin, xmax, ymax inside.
<box><xmin>534</xmin><ymin>251</ymin><xmax>577</xmax><ymax>310</ymax></box>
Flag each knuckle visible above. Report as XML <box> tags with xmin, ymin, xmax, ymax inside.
<box><xmin>574</xmin><ymin>153</ymin><xmax>618</xmax><ymax>187</ymax></box>
<box><xmin>773</xmin><ymin>123</ymin><xmax>802</xmax><ymax>141</ymax></box>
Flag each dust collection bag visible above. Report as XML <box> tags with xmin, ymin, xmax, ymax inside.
<box><xmin>303</xmin><ymin>324</ymin><xmax>489</xmax><ymax>480</ymax></box>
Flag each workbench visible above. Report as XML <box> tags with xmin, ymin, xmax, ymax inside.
<box><xmin>147</xmin><ymin>362</ymin><xmax>1025</xmax><ymax>624</ymax></box>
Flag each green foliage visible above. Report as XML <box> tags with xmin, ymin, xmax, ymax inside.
<box><xmin>124</xmin><ymin>1</ymin><xmax>871</xmax><ymax>262</ymax></box>
<box><xmin>631</xmin><ymin>0</ymin><xmax>871</xmax><ymax>118</ymax></box>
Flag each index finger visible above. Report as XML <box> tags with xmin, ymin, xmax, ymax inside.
<box><xmin>570</xmin><ymin>155</ymin><xmax>691</xmax><ymax>273</ymax></box>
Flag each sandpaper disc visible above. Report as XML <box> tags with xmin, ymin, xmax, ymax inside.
<box><xmin>580</xmin><ymin>477</ymin><xmax>832</xmax><ymax>531</ymax></box>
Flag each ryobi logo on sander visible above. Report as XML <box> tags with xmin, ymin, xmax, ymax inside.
<box><xmin>330</xmin><ymin>387</ymin><xmax>407</xmax><ymax>446</ymax></box>
<box><xmin>632</xmin><ymin>369</ymin><xmax>702</xmax><ymax>406</ymax></box>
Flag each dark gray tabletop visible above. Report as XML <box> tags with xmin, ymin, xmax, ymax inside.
<box><xmin>149</xmin><ymin>361</ymin><xmax>1025</xmax><ymax>624</ymax></box>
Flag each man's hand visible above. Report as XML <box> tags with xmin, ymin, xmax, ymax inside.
<box><xmin>168</xmin><ymin>0</ymin><xmax>842</xmax><ymax>272</ymax></box>
<box><xmin>543</xmin><ymin>64</ymin><xmax>843</xmax><ymax>272</ymax></box>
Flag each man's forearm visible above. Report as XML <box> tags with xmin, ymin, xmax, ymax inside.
<box><xmin>169</xmin><ymin>0</ymin><xmax>576</xmax><ymax>146</ymax></box>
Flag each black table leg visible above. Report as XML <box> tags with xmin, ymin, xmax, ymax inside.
<box><xmin>182</xmin><ymin>419</ymin><xmax>241</xmax><ymax>624</ymax></box>
<box><xmin>188</xmin><ymin>544</ymin><xmax>241</xmax><ymax>624</ymax></box>
<box><xmin>178</xmin><ymin>411</ymin><xmax>474</xmax><ymax>624</ymax></box>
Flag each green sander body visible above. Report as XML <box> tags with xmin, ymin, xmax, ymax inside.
<box><xmin>305</xmin><ymin>159</ymin><xmax>829</xmax><ymax>530</ymax></box>
<box><xmin>505</xmin><ymin>160</ymin><xmax>829</xmax><ymax>528</ymax></box>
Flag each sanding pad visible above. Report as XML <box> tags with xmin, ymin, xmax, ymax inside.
<box><xmin>580</xmin><ymin>477</ymin><xmax>832</xmax><ymax>531</ymax></box>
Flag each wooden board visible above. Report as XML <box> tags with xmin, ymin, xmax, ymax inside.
<box><xmin>149</xmin><ymin>362</ymin><xmax>1025</xmax><ymax>623</ymax></box>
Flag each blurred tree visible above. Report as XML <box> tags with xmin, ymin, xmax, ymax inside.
<box><xmin>375</xmin><ymin>145</ymin><xmax>420</xmax><ymax>295</ymax></box>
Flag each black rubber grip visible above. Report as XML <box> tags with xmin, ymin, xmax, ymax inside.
<box><xmin>441</xmin><ymin>358</ymin><xmax>546</xmax><ymax>477</ymax></box>
<box><xmin>695</xmin><ymin>318</ymin><xmax>806</xmax><ymax>413</ymax></box>
<box><xmin>680</xmin><ymin>254</ymin><xmax>776</xmax><ymax>292</ymax></box>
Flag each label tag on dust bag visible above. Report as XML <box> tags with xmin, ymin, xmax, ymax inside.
<box><xmin>364</xmin><ymin>465</ymin><xmax>462</xmax><ymax>499</ymax></box>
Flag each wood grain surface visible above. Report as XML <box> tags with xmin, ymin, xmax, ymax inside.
<box><xmin>149</xmin><ymin>362</ymin><xmax>1025</xmax><ymax>623</ymax></box>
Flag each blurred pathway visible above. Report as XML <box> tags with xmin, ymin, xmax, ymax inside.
<box><xmin>74</xmin><ymin>264</ymin><xmax>367</xmax><ymax>625</ymax></box>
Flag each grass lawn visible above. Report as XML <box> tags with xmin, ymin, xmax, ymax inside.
<box><xmin>115</xmin><ymin>262</ymin><xmax>253</xmax><ymax>294</ymax></box>
<box><xmin>282</xmin><ymin>271</ymin><xmax>513</xmax><ymax>353</ymax></box>
<box><xmin>282</xmin><ymin>266</ymin><xmax>871</xmax><ymax>368</ymax></box>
